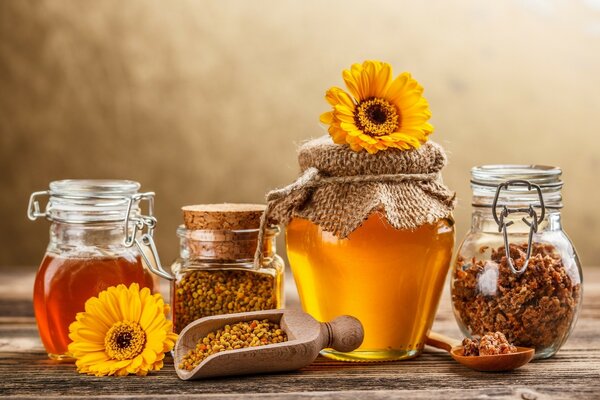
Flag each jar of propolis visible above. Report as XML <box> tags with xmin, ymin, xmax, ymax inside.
<box><xmin>171</xmin><ymin>204</ymin><xmax>284</xmax><ymax>333</ymax></box>
<box><xmin>27</xmin><ymin>180</ymin><xmax>171</xmax><ymax>360</ymax></box>
<box><xmin>451</xmin><ymin>165</ymin><xmax>582</xmax><ymax>359</ymax></box>
<box><xmin>265</xmin><ymin>137</ymin><xmax>456</xmax><ymax>362</ymax></box>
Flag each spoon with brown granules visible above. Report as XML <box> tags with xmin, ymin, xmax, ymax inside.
<box><xmin>426</xmin><ymin>331</ymin><xmax>534</xmax><ymax>372</ymax></box>
<box><xmin>174</xmin><ymin>309</ymin><xmax>364</xmax><ymax>380</ymax></box>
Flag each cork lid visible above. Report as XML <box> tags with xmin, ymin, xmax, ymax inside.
<box><xmin>182</xmin><ymin>203</ymin><xmax>266</xmax><ymax>231</ymax></box>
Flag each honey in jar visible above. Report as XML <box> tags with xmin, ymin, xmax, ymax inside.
<box><xmin>266</xmin><ymin>137</ymin><xmax>456</xmax><ymax>361</ymax></box>
<box><xmin>34</xmin><ymin>254</ymin><xmax>154</xmax><ymax>358</ymax></box>
<box><xmin>28</xmin><ymin>180</ymin><xmax>162</xmax><ymax>360</ymax></box>
<box><xmin>287</xmin><ymin>214</ymin><xmax>454</xmax><ymax>361</ymax></box>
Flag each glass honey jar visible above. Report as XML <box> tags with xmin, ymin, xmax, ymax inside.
<box><xmin>287</xmin><ymin>214</ymin><xmax>454</xmax><ymax>361</ymax></box>
<box><xmin>265</xmin><ymin>137</ymin><xmax>457</xmax><ymax>361</ymax></box>
<box><xmin>170</xmin><ymin>204</ymin><xmax>284</xmax><ymax>333</ymax></box>
<box><xmin>27</xmin><ymin>180</ymin><xmax>170</xmax><ymax>360</ymax></box>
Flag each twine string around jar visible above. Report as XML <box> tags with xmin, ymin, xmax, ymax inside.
<box><xmin>253</xmin><ymin>167</ymin><xmax>441</xmax><ymax>268</ymax></box>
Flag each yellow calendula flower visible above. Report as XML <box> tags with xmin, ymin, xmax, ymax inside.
<box><xmin>320</xmin><ymin>60</ymin><xmax>433</xmax><ymax>154</ymax></box>
<box><xmin>68</xmin><ymin>283</ymin><xmax>178</xmax><ymax>377</ymax></box>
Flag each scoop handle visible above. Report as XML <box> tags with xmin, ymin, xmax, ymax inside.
<box><xmin>321</xmin><ymin>315</ymin><xmax>364</xmax><ymax>352</ymax></box>
<box><xmin>426</xmin><ymin>331</ymin><xmax>462</xmax><ymax>352</ymax></box>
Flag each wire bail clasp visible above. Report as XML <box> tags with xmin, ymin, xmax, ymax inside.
<box><xmin>123</xmin><ymin>192</ymin><xmax>174</xmax><ymax>281</ymax></box>
<box><xmin>492</xmin><ymin>179</ymin><xmax>545</xmax><ymax>275</ymax></box>
<box><xmin>27</xmin><ymin>191</ymin><xmax>50</xmax><ymax>221</ymax></box>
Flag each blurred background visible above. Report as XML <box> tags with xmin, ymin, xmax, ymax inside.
<box><xmin>1</xmin><ymin>0</ymin><xmax>599</xmax><ymax>268</ymax></box>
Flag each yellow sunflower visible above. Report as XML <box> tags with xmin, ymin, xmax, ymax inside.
<box><xmin>320</xmin><ymin>60</ymin><xmax>433</xmax><ymax>154</ymax></box>
<box><xmin>68</xmin><ymin>283</ymin><xmax>178</xmax><ymax>377</ymax></box>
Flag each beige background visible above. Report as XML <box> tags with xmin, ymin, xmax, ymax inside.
<box><xmin>1</xmin><ymin>0</ymin><xmax>599</xmax><ymax>268</ymax></box>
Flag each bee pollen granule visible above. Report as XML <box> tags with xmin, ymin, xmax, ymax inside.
<box><xmin>179</xmin><ymin>319</ymin><xmax>287</xmax><ymax>371</ymax></box>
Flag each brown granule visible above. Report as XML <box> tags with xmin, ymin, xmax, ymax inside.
<box><xmin>462</xmin><ymin>336</ymin><xmax>480</xmax><ymax>356</ymax></box>
<box><xmin>178</xmin><ymin>319</ymin><xmax>287</xmax><ymax>371</ymax></box>
<box><xmin>462</xmin><ymin>332</ymin><xmax>517</xmax><ymax>356</ymax></box>
<box><xmin>452</xmin><ymin>243</ymin><xmax>581</xmax><ymax>351</ymax></box>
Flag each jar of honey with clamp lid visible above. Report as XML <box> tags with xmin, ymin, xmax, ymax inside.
<box><xmin>27</xmin><ymin>180</ymin><xmax>171</xmax><ymax>360</ymax></box>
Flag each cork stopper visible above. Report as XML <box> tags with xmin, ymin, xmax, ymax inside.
<box><xmin>182</xmin><ymin>204</ymin><xmax>266</xmax><ymax>231</ymax></box>
<box><xmin>180</xmin><ymin>204</ymin><xmax>269</xmax><ymax>261</ymax></box>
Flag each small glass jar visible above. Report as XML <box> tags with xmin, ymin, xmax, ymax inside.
<box><xmin>27</xmin><ymin>180</ymin><xmax>168</xmax><ymax>360</ymax></box>
<box><xmin>451</xmin><ymin>165</ymin><xmax>582</xmax><ymax>359</ymax></box>
<box><xmin>170</xmin><ymin>205</ymin><xmax>285</xmax><ymax>333</ymax></box>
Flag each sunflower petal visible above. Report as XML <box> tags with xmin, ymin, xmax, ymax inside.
<box><xmin>333</xmin><ymin>104</ymin><xmax>354</xmax><ymax>117</ymax></box>
<box><xmin>373</xmin><ymin>61</ymin><xmax>392</xmax><ymax>98</ymax></box>
<box><xmin>84</xmin><ymin>298</ymin><xmax>113</xmax><ymax>329</ymax></box>
<box><xmin>69</xmin><ymin>341</ymin><xmax>106</xmax><ymax>353</ymax></box>
<box><xmin>77</xmin><ymin>351</ymin><xmax>110</xmax><ymax>365</ymax></box>
<box><xmin>334</xmin><ymin>112</ymin><xmax>355</xmax><ymax>123</ymax></box>
<box><xmin>74</xmin><ymin>327</ymin><xmax>105</xmax><ymax>343</ymax></box>
<box><xmin>340</xmin><ymin>122</ymin><xmax>360</xmax><ymax>132</ymax></box>
<box><xmin>319</xmin><ymin>111</ymin><xmax>333</xmax><ymax>124</ymax></box>
<box><xmin>101</xmin><ymin>288</ymin><xmax>123</xmax><ymax>322</ymax></box>
<box><xmin>128</xmin><ymin>285</ymin><xmax>142</xmax><ymax>322</ymax></box>
<box><xmin>342</xmin><ymin>68</ymin><xmax>362</xmax><ymax>100</ymax></box>
<box><xmin>139</xmin><ymin>298</ymin><xmax>158</xmax><ymax>331</ymax></box>
<box><xmin>141</xmin><ymin>348</ymin><xmax>157</xmax><ymax>365</ymax></box>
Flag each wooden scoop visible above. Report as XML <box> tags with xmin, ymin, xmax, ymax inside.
<box><xmin>426</xmin><ymin>332</ymin><xmax>534</xmax><ymax>372</ymax></box>
<box><xmin>174</xmin><ymin>309</ymin><xmax>364</xmax><ymax>380</ymax></box>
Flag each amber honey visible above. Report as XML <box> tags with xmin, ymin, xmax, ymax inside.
<box><xmin>33</xmin><ymin>254</ymin><xmax>155</xmax><ymax>360</ymax></box>
<box><xmin>286</xmin><ymin>213</ymin><xmax>454</xmax><ymax>361</ymax></box>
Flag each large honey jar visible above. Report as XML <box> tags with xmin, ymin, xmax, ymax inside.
<box><xmin>27</xmin><ymin>180</ymin><xmax>169</xmax><ymax>360</ymax></box>
<box><xmin>266</xmin><ymin>137</ymin><xmax>456</xmax><ymax>361</ymax></box>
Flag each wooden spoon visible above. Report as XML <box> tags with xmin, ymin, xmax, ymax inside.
<box><xmin>174</xmin><ymin>309</ymin><xmax>364</xmax><ymax>380</ymax></box>
<box><xmin>426</xmin><ymin>332</ymin><xmax>534</xmax><ymax>372</ymax></box>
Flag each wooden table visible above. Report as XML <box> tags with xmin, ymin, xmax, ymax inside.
<box><xmin>1</xmin><ymin>266</ymin><xmax>599</xmax><ymax>399</ymax></box>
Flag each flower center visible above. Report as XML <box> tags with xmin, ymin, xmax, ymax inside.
<box><xmin>105</xmin><ymin>321</ymin><xmax>146</xmax><ymax>361</ymax></box>
<box><xmin>355</xmin><ymin>97</ymin><xmax>400</xmax><ymax>137</ymax></box>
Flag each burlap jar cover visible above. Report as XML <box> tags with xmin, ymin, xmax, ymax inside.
<box><xmin>254</xmin><ymin>136</ymin><xmax>456</xmax><ymax>265</ymax></box>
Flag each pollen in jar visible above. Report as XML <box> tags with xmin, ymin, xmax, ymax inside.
<box><xmin>172</xmin><ymin>269</ymin><xmax>277</xmax><ymax>333</ymax></box>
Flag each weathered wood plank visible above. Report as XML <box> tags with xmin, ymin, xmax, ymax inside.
<box><xmin>0</xmin><ymin>266</ymin><xmax>599</xmax><ymax>398</ymax></box>
<box><xmin>0</xmin><ymin>349</ymin><xmax>599</xmax><ymax>398</ymax></box>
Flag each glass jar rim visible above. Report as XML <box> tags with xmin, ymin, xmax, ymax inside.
<box><xmin>471</xmin><ymin>165</ymin><xmax>562</xmax><ymax>188</ymax></box>
<box><xmin>49</xmin><ymin>179</ymin><xmax>141</xmax><ymax>197</ymax></box>
<box><xmin>470</xmin><ymin>165</ymin><xmax>563</xmax><ymax>209</ymax></box>
<box><xmin>30</xmin><ymin>179</ymin><xmax>145</xmax><ymax>224</ymax></box>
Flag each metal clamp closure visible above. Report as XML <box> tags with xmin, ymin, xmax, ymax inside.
<box><xmin>27</xmin><ymin>191</ymin><xmax>50</xmax><ymax>221</ymax></box>
<box><xmin>28</xmin><ymin>189</ymin><xmax>173</xmax><ymax>280</ymax></box>
<box><xmin>123</xmin><ymin>192</ymin><xmax>174</xmax><ymax>280</ymax></box>
<box><xmin>492</xmin><ymin>180</ymin><xmax>545</xmax><ymax>275</ymax></box>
